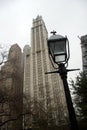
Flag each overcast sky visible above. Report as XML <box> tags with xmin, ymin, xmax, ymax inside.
<box><xmin>0</xmin><ymin>0</ymin><xmax>87</xmax><ymax>80</ymax></box>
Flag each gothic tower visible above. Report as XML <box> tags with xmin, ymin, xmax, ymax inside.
<box><xmin>23</xmin><ymin>16</ymin><xmax>69</xmax><ymax>127</ymax></box>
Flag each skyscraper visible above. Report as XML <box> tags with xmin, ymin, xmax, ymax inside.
<box><xmin>0</xmin><ymin>44</ymin><xmax>23</xmax><ymax>130</ymax></box>
<box><xmin>23</xmin><ymin>16</ymin><xmax>69</xmax><ymax>127</ymax></box>
<box><xmin>80</xmin><ymin>35</ymin><xmax>87</xmax><ymax>75</ymax></box>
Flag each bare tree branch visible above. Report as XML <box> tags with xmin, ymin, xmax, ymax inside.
<box><xmin>0</xmin><ymin>112</ymin><xmax>32</xmax><ymax>127</ymax></box>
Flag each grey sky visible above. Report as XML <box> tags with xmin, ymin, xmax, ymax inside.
<box><xmin>0</xmin><ymin>0</ymin><xmax>87</xmax><ymax>80</ymax></box>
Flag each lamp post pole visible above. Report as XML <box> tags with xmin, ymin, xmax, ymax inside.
<box><xmin>46</xmin><ymin>31</ymin><xmax>79</xmax><ymax>130</ymax></box>
<box><xmin>58</xmin><ymin>63</ymin><xmax>78</xmax><ymax>130</ymax></box>
<box><xmin>45</xmin><ymin>63</ymin><xmax>79</xmax><ymax>130</ymax></box>
<box><xmin>47</xmin><ymin>31</ymin><xmax>79</xmax><ymax>130</ymax></box>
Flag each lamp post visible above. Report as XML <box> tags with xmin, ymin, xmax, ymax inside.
<box><xmin>47</xmin><ymin>31</ymin><xmax>79</xmax><ymax>130</ymax></box>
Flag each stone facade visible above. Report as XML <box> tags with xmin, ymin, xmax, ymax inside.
<box><xmin>0</xmin><ymin>44</ymin><xmax>23</xmax><ymax>130</ymax></box>
<box><xmin>80</xmin><ymin>35</ymin><xmax>87</xmax><ymax>75</ymax></box>
<box><xmin>23</xmin><ymin>16</ymin><xmax>69</xmax><ymax>128</ymax></box>
<box><xmin>0</xmin><ymin>16</ymin><xmax>70</xmax><ymax>130</ymax></box>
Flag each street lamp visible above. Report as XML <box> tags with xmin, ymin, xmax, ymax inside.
<box><xmin>48</xmin><ymin>31</ymin><xmax>70</xmax><ymax>65</ymax></box>
<box><xmin>47</xmin><ymin>31</ymin><xmax>79</xmax><ymax>130</ymax></box>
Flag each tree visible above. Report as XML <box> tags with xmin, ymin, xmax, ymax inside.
<box><xmin>23</xmin><ymin>94</ymin><xmax>58</xmax><ymax>129</ymax></box>
<box><xmin>0</xmin><ymin>68</ymin><xmax>23</xmax><ymax>129</ymax></box>
<box><xmin>70</xmin><ymin>72</ymin><xmax>87</xmax><ymax>129</ymax></box>
<box><xmin>0</xmin><ymin>45</ymin><xmax>8</xmax><ymax>65</ymax></box>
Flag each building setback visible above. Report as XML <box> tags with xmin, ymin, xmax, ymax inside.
<box><xmin>23</xmin><ymin>16</ymin><xmax>69</xmax><ymax>128</ymax></box>
<box><xmin>80</xmin><ymin>35</ymin><xmax>87</xmax><ymax>75</ymax></box>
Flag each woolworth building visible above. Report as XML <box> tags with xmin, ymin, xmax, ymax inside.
<box><xmin>0</xmin><ymin>16</ymin><xmax>69</xmax><ymax>130</ymax></box>
<box><xmin>23</xmin><ymin>16</ymin><xmax>69</xmax><ymax>128</ymax></box>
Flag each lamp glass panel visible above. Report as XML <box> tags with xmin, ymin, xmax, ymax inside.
<box><xmin>54</xmin><ymin>40</ymin><xmax>66</xmax><ymax>55</ymax></box>
<box><xmin>55</xmin><ymin>54</ymin><xmax>65</xmax><ymax>63</ymax></box>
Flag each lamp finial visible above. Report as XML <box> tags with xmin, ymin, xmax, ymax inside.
<box><xmin>51</xmin><ymin>30</ymin><xmax>57</xmax><ymax>35</ymax></box>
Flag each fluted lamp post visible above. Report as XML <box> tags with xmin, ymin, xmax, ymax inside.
<box><xmin>47</xmin><ymin>31</ymin><xmax>78</xmax><ymax>130</ymax></box>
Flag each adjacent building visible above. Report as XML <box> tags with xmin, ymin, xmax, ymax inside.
<box><xmin>80</xmin><ymin>35</ymin><xmax>87</xmax><ymax>75</ymax></box>
<box><xmin>0</xmin><ymin>44</ymin><xmax>23</xmax><ymax>130</ymax></box>
<box><xmin>23</xmin><ymin>16</ymin><xmax>69</xmax><ymax>128</ymax></box>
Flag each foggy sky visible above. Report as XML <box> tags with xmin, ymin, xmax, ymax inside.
<box><xmin>0</xmin><ymin>0</ymin><xmax>87</xmax><ymax>80</ymax></box>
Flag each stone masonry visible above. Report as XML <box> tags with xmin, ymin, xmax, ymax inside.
<box><xmin>0</xmin><ymin>44</ymin><xmax>23</xmax><ymax>130</ymax></box>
